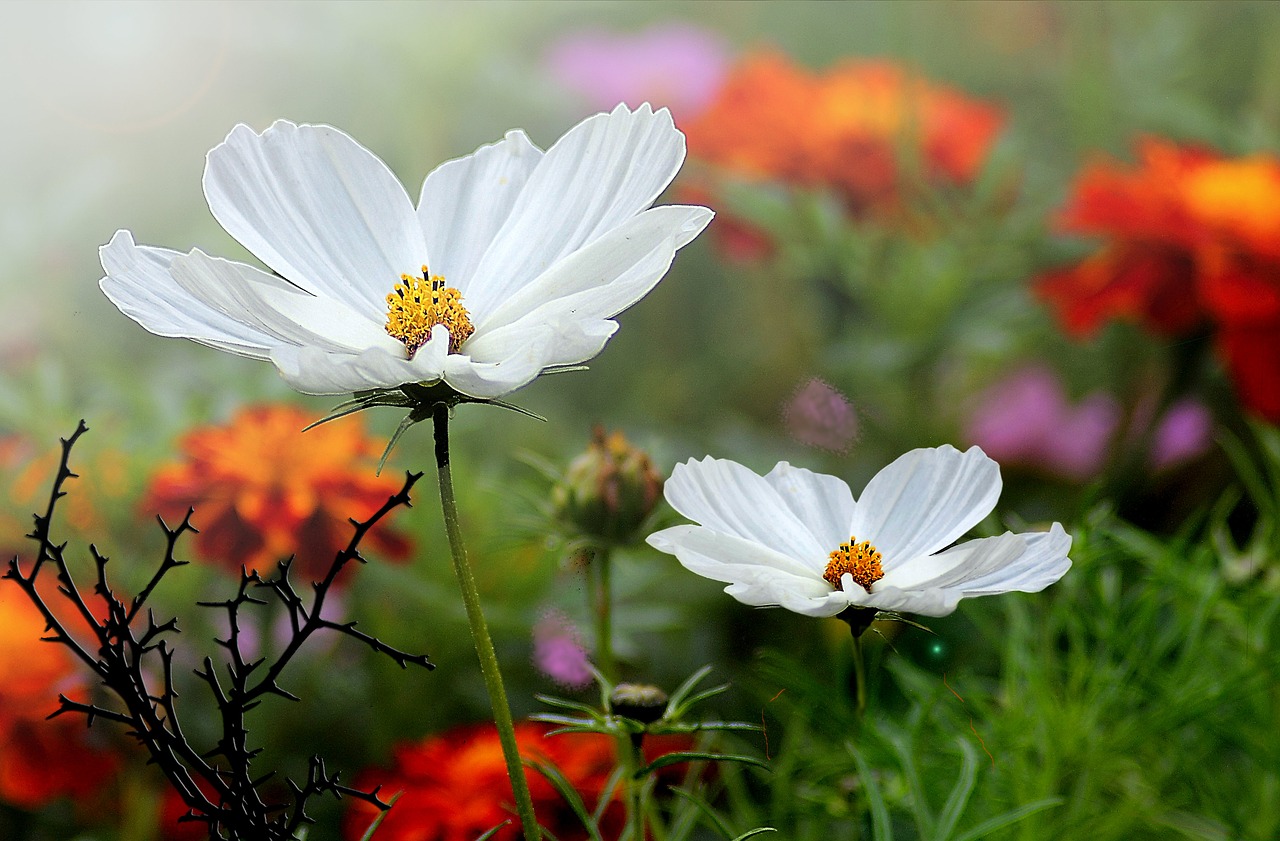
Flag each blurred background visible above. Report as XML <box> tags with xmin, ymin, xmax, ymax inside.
<box><xmin>2</xmin><ymin>2</ymin><xmax>1279</xmax><ymax>839</ymax></box>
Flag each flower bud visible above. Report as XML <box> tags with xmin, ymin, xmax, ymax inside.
<box><xmin>552</xmin><ymin>427</ymin><xmax>664</xmax><ymax>544</ymax></box>
<box><xmin>609</xmin><ymin>683</ymin><xmax>669</xmax><ymax>724</ymax></box>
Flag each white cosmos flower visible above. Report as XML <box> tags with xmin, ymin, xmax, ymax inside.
<box><xmin>647</xmin><ymin>445</ymin><xmax>1071</xmax><ymax>618</ymax></box>
<box><xmin>99</xmin><ymin>104</ymin><xmax>712</xmax><ymax>399</ymax></box>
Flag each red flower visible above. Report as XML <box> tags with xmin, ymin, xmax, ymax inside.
<box><xmin>1038</xmin><ymin>140</ymin><xmax>1280</xmax><ymax>423</ymax></box>
<box><xmin>682</xmin><ymin>51</ymin><xmax>1005</xmax><ymax>253</ymax></box>
<box><xmin>141</xmin><ymin>404</ymin><xmax>411</xmax><ymax>581</ymax></box>
<box><xmin>343</xmin><ymin>722</ymin><xmax>616</xmax><ymax>841</ymax></box>
<box><xmin>0</xmin><ymin>587</ymin><xmax>119</xmax><ymax>810</ymax></box>
<box><xmin>344</xmin><ymin>723</ymin><xmax>693</xmax><ymax>841</ymax></box>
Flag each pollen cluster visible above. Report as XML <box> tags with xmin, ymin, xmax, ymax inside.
<box><xmin>823</xmin><ymin>537</ymin><xmax>884</xmax><ymax>593</ymax></box>
<box><xmin>385</xmin><ymin>267</ymin><xmax>474</xmax><ymax>357</ymax></box>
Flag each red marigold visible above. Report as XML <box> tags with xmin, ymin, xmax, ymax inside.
<box><xmin>683</xmin><ymin>51</ymin><xmax>1005</xmax><ymax>218</ymax></box>
<box><xmin>1038</xmin><ymin>140</ymin><xmax>1280</xmax><ymax>423</ymax></box>
<box><xmin>0</xmin><ymin>587</ymin><xmax>119</xmax><ymax>810</ymax></box>
<box><xmin>141</xmin><ymin>404</ymin><xmax>411</xmax><ymax>581</ymax></box>
<box><xmin>343</xmin><ymin>722</ymin><xmax>616</xmax><ymax>841</ymax></box>
<box><xmin>344</xmin><ymin>723</ymin><xmax>692</xmax><ymax>841</ymax></box>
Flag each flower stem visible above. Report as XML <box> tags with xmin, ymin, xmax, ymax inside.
<box><xmin>589</xmin><ymin>546</ymin><xmax>616</xmax><ymax>682</ymax></box>
<box><xmin>850</xmin><ymin>633</ymin><xmax>867</xmax><ymax>719</ymax></box>
<box><xmin>432</xmin><ymin>404</ymin><xmax>540</xmax><ymax>841</ymax></box>
<box><xmin>617</xmin><ymin>732</ymin><xmax>648</xmax><ymax>841</ymax></box>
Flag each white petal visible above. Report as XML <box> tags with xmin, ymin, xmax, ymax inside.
<box><xmin>167</xmin><ymin>249</ymin><xmax>403</xmax><ymax>355</ymax></box>
<box><xmin>850</xmin><ymin>445</ymin><xmax>1001</xmax><ymax>565</ymax></box>
<box><xmin>203</xmin><ymin>121</ymin><xmax>427</xmax><ymax>316</ymax></box>
<box><xmin>418</xmin><ymin>129</ymin><xmax>543</xmax><ymax>292</ymax></box>
<box><xmin>958</xmin><ymin>523</ymin><xmax>1072</xmax><ymax>594</ymax></box>
<box><xmin>762</xmin><ymin>462</ymin><xmax>857</xmax><ymax>551</ymax></box>
<box><xmin>268</xmin><ymin>328</ymin><xmax>447</xmax><ymax>395</ymax></box>
<box><xmin>474</xmin><ymin>205</ymin><xmax>710</xmax><ymax>333</ymax></box>
<box><xmin>462</xmin><ymin>104</ymin><xmax>687</xmax><ymax>318</ymax></box>
<box><xmin>663</xmin><ymin>457</ymin><xmax>828</xmax><ymax>563</ymax></box>
<box><xmin>99</xmin><ymin>230</ymin><xmax>272</xmax><ymax>359</ymax></box>
<box><xmin>861</xmin><ymin>585</ymin><xmax>963</xmax><ymax>618</ymax></box>
<box><xmin>440</xmin><ymin>327</ymin><xmax>556</xmax><ymax>399</ymax></box>
<box><xmin>650</xmin><ymin>527</ymin><xmax>829</xmax><ymax>593</ymax></box>
<box><xmin>878</xmin><ymin>532</ymin><xmax>1026</xmax><ymax>591</ymax></box>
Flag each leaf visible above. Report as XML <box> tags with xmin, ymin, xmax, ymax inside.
<box><xmin>636</xmin><ymin>751</ymin><xmax>771</xmax><ymax>778</ymax></box>
<box><xmin>665</xmin><ymin>665</ymin><xmax>715</xmax><ymax>717</ymax></box>
<box><xmin>472</xmin><ymin>821</ymin><xmax>512</xmax><ymax>841</ymax></box>
<box><xmin>730</xmin><ymin>830</ymin><xmax>778</xmax><ymax>841</ymax></box>
<box><xmin>668</xmin><ymin>785</ymin><xmax>736</xmax><ymax>839</ymax></box>
<box><xmin>359</xmin><ymin>792</ymin><xmax>403</xmax><ymax>841</ymax></box>
<box><xmin>933</xmin><ymin>739</ymin><xmax>979</xmax><ymax>841</ymax></box>
<box><xmin>950</xmin><ymin>798</ymin><xmax>1064</xmax><ymax>841</ymax></box>
<box><xmin>526</xmin><ymin>758</ymin><xmax>604</xmax><ymax>841</ymax></box>
<box><xmin>850</xmin><ymin>743</ymin><xmax>893</xmax><ymax>841</ymax></box>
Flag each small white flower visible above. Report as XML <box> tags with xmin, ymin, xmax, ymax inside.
<box><xmin>100</xmin><ymin>104</ymin><xmax>712</xmax><ymax>399</ymax></box>
<box><xmin>647</xmin><ymin>445</ymin><xmax>1071</xmax><ymax>618</ymax></box>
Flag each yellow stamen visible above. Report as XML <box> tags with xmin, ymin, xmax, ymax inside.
<box><xmin>384</xmin><ymin>266</ymin><xmax>474</xmax><ymax>357</ymax></box>
<box><xmin>823</xmin><ymin>537</ymin><xmax>883</xmax><ymax>593</ymax></box>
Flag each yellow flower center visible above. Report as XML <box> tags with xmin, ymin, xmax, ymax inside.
<box><xmin>384</xmin><ymin>267</ymin><xmax>474</xmax><ymax>357</ymax></box>
<box><xmin>823</xmin><ymin>537</ymin><xmax>883</xmax><ymax>593</ymax></box>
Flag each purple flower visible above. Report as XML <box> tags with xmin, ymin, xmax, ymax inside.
<box><xmin>783</xmin><ymin>378</ymin><xmax>859</xmax><ymax>454</ymax></box>
<box><xmin>1150</xmin><ymin>399</ymin><xmax>1213</xmax><ymax>470</ymax></box>
<box><xmin>546</xmin><ymin>24</ymin><xmax>730</xmax><ymax>119</ymax></box>
<box><xmin>966</xmin><ymin>366</ymin><xmax>1120</xmax><ymax>481</ymax></box>
<box><xmin>532</xmin><ymin>609</ymin><xmax>593</xmax><ymax>690</ymax></box>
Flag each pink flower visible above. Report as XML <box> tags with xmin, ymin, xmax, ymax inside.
<box><xmin>966</xmin><ymin>366</ymin><xmax>1121</xmax><ymax>482</ymax></box>
<box><xmin>546</xmin><ymin>24</ymin><xmax>730</xmax><ymax>120</ymax></box>
<box><xmin>783</xmin><ymin>378</ymin><xmax>859</xmax><ymax>454</ymax></box>
<box><xmin>532</xmin><ymin>609</ymin><xmax>593</xmax><ymax>690</ymax></box>
<box><xmin>1150</xmin><ymin>399</ymin><xmax>1213</xmax><ymax>470</ymax></box>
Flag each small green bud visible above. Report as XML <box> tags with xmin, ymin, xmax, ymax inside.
<box><xmin>609</xmin><ymin>683</ymin><xmax>669</xmax><ymax>724</ymax></box>
<box><xmin>552</xmin><ymin>427</ymin><xmax>664</xmax><ymax>544</ymax></box>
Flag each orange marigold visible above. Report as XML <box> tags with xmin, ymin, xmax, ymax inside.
<box><xmin>142</xmin><ymin>404</ymin><xmax>411</xmax><ymax>581</ymax></box>
<box><xmin>343</xmin><ymin>722</ymin><xmax>616</xmax><ymax>841</ymax></box>
<box><xmin>343</xmin><ymin>723</ymin><xmax>692</xmax><ymax>841</ymax></box>
<box><xmin>683</xmin><ymin>52</ymin><xmax>1005</xmax><ymax>216</ymax></box>
<box><xmin>0</xmin><ymin>587</ymin><xmax>119</xmax><ymax>810</ymax></box>
<box><xmin>1037</xmin><ymin>139</ymin><xmax>1280</xmax><ymax>422</ymax></box>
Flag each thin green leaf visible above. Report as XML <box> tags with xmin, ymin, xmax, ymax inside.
<box><xmin>950</xmin><ymin>798</ymin><xmax>1064</xmax><ymax>841</ymax></box>
<box><xmin>637</xmin><ymin>751</ymin><xmax>770</xmax><ymax>778</ymax></box>
<box><xmin>668</xmin><ymin>785</ymin><xmax>736</xmax><ymax>839</ymax></box>
<box><xmin>593</xmin><ymin>766</ymin><xmax>626</xmax><ymax>824</ymax></box>
<box><xmin>850</xmin><ymin>744</ymin><xmax>893</xmax><ymax>841</ymax></box>
<box><xmin>358</xmin><ymin>791</ymin><xmax>403</xmax><ymax>841</ymax></box>
<box><xmin>527</xmin><ymin>758</ymin><xmax>604</xmax><ymax>841</ymax></box>
<box><xmin>933</xmin><ymin>739</ymin><xmax>979</xmax><ymax>841</ymax></box>
<box><xmin>672</xmin><ymin>683</ymin><xmax>731</xmax><ymax>716</ymax></box>
<box><xmin>730</xmin><ymin>830</ymin><xmax>778</xmax><ymax>841</ymax></box>
<box><xmin>535</xmin><ymin>694</ymin><xmax>606</xmax><ymax>716</ymax></box>
<box><xmin>665</xmin><ymin>666</ymin><xmax>714</xmax><ymax>717</ymax></box>
<box><xmin>473</xmin><ymin>821</ymin><xmax>512</xmax><ymax>841</ymax></box>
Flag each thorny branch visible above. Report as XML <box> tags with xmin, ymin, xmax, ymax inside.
<box><xmin>2</xmin><ymin>420</ymin><xmax>433</xmax><ymax>840</ymax></box>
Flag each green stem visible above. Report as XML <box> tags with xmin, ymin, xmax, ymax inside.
<box><xmin>432</xmin><ymin>405</ymin><xmax>540</xmax><ymax>841</ymax></box>
<box><xmin>618</xmin><ymin>732</ymin><xmax>648</xmax><ymax>841</ymax></box>
<box><xmin>589</xmin><ymin>546</ymin><xmax>616</xmax><ymax>683</ymax></box>
<box><xmin>851</xmin><ymin>633</ymin><xmax>867</xmax><ymax>720</ymax></box>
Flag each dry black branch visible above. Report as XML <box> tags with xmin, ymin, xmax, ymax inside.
<box><xmin>2</xmin><ymin>421</ymin><xmax>433</xmax><ymax>840</ymax></box>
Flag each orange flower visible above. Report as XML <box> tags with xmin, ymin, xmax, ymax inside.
<box><xmin>142</xmin><ymin>404</ymin><xmax>411</xmax><ymax>581</ymax></box>
<box><xmin>0</xmin><ymin>586</ymin><xmax>119</xmax><ymax>809</ymax></box>
<box><xmin>1038</xmin><ymin>139</ymin><xmax>1280</xmax><ymax>422</ymax></box>
<box><xmin>343</xmin><ymin>722</ymin><xmax>617</xmax><ymax>841</ymax></box>
<box><xmin>683</xmin><ymin>51</ymin><xmax>1005</xmax><ymax>223</ymax></box>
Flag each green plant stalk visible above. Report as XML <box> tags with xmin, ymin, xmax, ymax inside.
<box><xmin>617</xmin><ymin>732</ymin><xmax>648</xmax><ymax>841</ymax></box>
<box><xmin>432</xmin><ymin>405</ymin><xmax>540</xmax><ymax>841</ymax></box>
<box><xmin>589</xmin><ymin>546</ymin><xmax>616</xmax><ymax>683</ymax></box>
<box><xmin>851</xmin><ymin>633</ymin><xmax>867</xmax><ymax>719</ymax></box>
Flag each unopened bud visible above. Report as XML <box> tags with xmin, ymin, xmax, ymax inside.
<box><xmin>552</xmin><ymin>427</ymin><xmax>664</xmax><ymax>544</ymax></box>
<box><xmin>609</xmin><ymin>683</ymin><xmax>669</xmax><ymax>724</ymax></box>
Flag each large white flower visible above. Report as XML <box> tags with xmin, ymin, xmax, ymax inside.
<box><xmin>99</xmin><ymin>104</ymin><xmax>712</xmax><ymax>399</ymax></box>
<box><xmin>647</xmin><ymin>445</ymin><xmax>1071</xmax><ymax>618</ymax></box>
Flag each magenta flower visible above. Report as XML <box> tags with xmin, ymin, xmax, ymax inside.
<box><xmin>966</xmin><ymin>366</ymin><xmax>1120</xmax><ymax>482</ymax></box>
<box><xmin>783</xmin><ymin>378</ymin><xmax>860</xmax><ymax>454</ymax></box>
<box><xmin>1150</xmin><ymin>399</ymin><xmax>1213</xmax><ymax>471</ymax></box>
<box><xmin>532</xmin><ymin>609</ymin><xmax>593</xmax><ymax>689</ymax></box>
<box><xmin>546</xmin><ymin>24</ymin><xmax>731</xmax><ymax>120</ymax></box>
